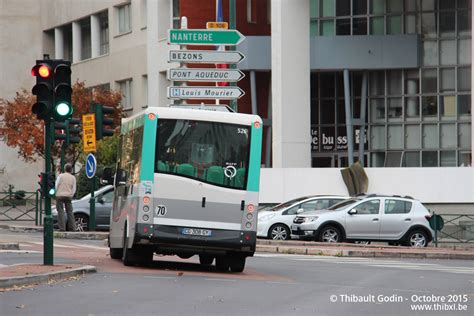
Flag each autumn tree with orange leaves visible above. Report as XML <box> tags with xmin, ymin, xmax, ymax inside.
<box><xmin>0</xmin><ymin>81</ymin><xmax>123</xmax><ymax>165</ymax></box>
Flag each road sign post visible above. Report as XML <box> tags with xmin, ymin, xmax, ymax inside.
<box><xmin>82</xmin><ymin>114</ymin><xmax>97</xmax><ymax>153</ymax></box>
<box><xmin>167</xmin><ymin>86</ymin><xmax>245</xmax><ymax>100</ymax></box>
<box><xmin>86</xmin><ymin>153</ymin><xmax>97</xmax><ymax>231</ymax></box>
<box><xmin>167</xmin><ymin>68</ymin><xmax>244</xmax><ymax>82</ymax></box>
<box><xmin>168</xmin><ymin>50</ymin><xmax>245</xmax><ymax>64</ymax></box>
<box><xmin>168</xmin><ymin>29</ymin><xmax>245</xmax><ymax>46</ymax></box>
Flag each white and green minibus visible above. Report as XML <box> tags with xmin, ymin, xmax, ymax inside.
<box><xmin>105</xmin><ymin>107</ymin><xmax>262</xmax><ymax>272</ymax></box>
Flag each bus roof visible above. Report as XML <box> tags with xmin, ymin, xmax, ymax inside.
<box><xmin>121</xmin><ymin>107</ymin><xmax>262</xmax><ymax>127</ymax></box>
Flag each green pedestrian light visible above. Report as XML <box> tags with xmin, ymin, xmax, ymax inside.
<box><xmin>48</xmin><ymin>187</ymin><xmax>56</xmax><ymax>196</ymax></box>
<box><xmin>55</xmin><ymin>102</ymin><xmax>73</xmax><ymax>117</ymax></box>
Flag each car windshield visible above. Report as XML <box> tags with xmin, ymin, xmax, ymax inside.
<box><xmin>270</xmin><ymin>196</ymin><xmax>313</xmax><ymax>212</ymax></box>
<box><xmin>328</xmin><ymin>198</ymin><xmax>360</xmax><ymax>210</ymax></box>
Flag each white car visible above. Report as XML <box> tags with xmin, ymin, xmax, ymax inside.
<box><xmin>291</xmin><ymin>195</ymin><xmax>435</xmax><ymax>247</ymax></box>
<box><xmin>257</xmin><ymin>196</ymin><xmax>348</xmax><ymax>240</ymax></box>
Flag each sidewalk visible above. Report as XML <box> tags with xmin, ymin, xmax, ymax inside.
<box><xmin>1</xmin><ymin>223</ymin><xmax>473</xmax><ymax>289</ymax></box>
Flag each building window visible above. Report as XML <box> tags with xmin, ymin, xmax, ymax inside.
<box><xmin>63</xmin><ymin>25</ymin><xmax>73</xmax><ymax>62</ymax></box>
<box><xmin>118</xmin><ymin>79</ymin><xmax>133</xmax><ymax>110</ymax></box>
<box><xmin>92</xmin><ymin>83</ymin><xmax>110</xmax><ymax>93</ymax></box>
<box><xmin>117</xmin><ymin>3</ymin><xmax>131</xmax><ymax>34</ymax></box>
<box><xmin>247</xmin><ymin>0</ymin><xmax>257</xmax><ymax>23</ymax></box>
<box><xmin>99</xmin><ymin>11</ymin><xmax>109</xmax><ymax>55</ymax></box>
<box><xmin>172</xmin><ymin>0</ymin><xmax>180</xmax><ymax>29</ymax></box>
<box><xmin>310</xmin><ymin>2</ymin><xmax>472</xmax><ymax>168</ymax></box>
<box><xmin>80</xmin><ymin>18</ymin><xmax>91</xmax><ymax>60</ymax></box>
<box><xmin>267</xmin><ymin>0</ymin><xmax>271</xmax><ymax>24</ymax></box>
<box><xmin>140</xmin><ymin>0</ymin><xmax>147</xmax><ymax>28</ymax></box>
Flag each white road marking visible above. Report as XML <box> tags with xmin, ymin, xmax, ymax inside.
<box><xmin>144</xmin><ymin>276</ymin><xmax>177</xmax><ymax>280</ymax></box>
<box><xmin>255</xmin><ymin>252</ymin><xmax>474</xmax><ymax>275</ymax></box>
<box><xmin>0</xmin><ymin>250</ymin><xmax>41</xmax><ymax>254</ymax></box>
<box><xmin>205</xmin><ymin>278</ymin><xmax>236</xmax><ymax>282</ymax></box>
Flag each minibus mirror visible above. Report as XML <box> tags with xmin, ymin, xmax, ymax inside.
<box><xmin>115</xmin><ymin>169</ymin><xmax>128</xmax><ymax>187</ymax></box>
<box><xmin>101</xmin><ymin>167</ymin><xmax>114</xmax><ymax>185</ymax></box>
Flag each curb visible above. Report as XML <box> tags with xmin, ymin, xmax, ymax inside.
<box><xmin>2</xmin><ymin>225</ymin><xmax>107</xmax><ymax>240</ymax></box>
<box><xmin>53</xmin><ymin>232</ymin><xmax>108</xmax><ymax>240</ymax></box>
<box><xmin>255</xmin><ymin>245</ymin><xmax>474</xmax><ymax>260</ymax></box>
<box><xmin>0</xmin><ymin>265</ymin><xmax>96</xmax><ymax>289</ymax></box>
<box><xmin>6</xmin><ymin>225</ymin><xmax>43</xmax><ymax>233</ymax></box>
<box><xmin>0</xmin><ymin>243</ymin><xmax>20</xmax><ymax>250</ymax></box>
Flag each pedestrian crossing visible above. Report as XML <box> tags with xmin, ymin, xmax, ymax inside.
<box><xmin>255</xmin><ymin>253</ymin><xmax>474</xmax><ymax>275</ymax></box>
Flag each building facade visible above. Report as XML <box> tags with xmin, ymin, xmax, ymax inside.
<box><xmin>0</xmin><ymin>0</ymin><xmax>473</xmax><ymax>209</ymax></box>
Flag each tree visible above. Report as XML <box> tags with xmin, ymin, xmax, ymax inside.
<box><xmin>0</xmin><ymin>90</ymin><xmax>43</xmax><ymax>162</ymax></box>
<box><xmin>0</xmin><ymin>81</ymin><xmax>123</xmax><ymax>165</ymax></box>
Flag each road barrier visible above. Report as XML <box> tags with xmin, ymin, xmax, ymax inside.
<box><xmin>434</xmin><ymin>213</ymin><xmax>474</xmax><ymax>245</ymax></box>
<box><xmin>0</xmin><ymin>190</ymin><xmax>40</xmax><ymax>224</ymax></box>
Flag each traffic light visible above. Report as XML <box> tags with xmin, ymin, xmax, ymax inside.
<box><xmin>68</xmin><ymin>118</ymin><xmax>81</xmax><ymax>144</ymax></box>
<box><xmin>31</xmin><ymin>59</ymin><xmax>73</xmax><ymax>121</ymax></box>
<box><xmin>46</xmin><ymin>172</ymin><xmax>56</xmax><ymax>197</ymax></box>
<box><xmin>53</xmin><ymin>118</ymin><xmax>81</xmax><ymax>145</ymax></box>
<box><xmin>52</xmin><ymin>61</ymin><xmax>73</xmax><ymax>121</ymax></box>
<box><xmin>31</xmin><ymin>60</ymin><xmax>54</xmax><ymax>120</ymax></box>
<box><xmin>37</xmin><ymin>172</ymin><xmax>47</xmax><ymax>196</ymax></box>
<box><xmin>94</xmin><ymin>103</ymin><xmax>115</xmax><ymax>140</ymax></box>
<box><xmin>53</xmin><ymin>121</ymin><xmax>68</xmax><ymax>142</ymax></box>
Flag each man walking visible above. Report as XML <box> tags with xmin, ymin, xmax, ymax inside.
<box><xmin>55</xmin><ymin>163</ymin><xmax>76</xmax><ymax>231</ymax></box>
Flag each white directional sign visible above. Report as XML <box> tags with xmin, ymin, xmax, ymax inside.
<box><xmin>168</xmin><ymin>50</ymin><xmax>245</xmax><ymax>64</ymax></box>
<box><xmin>167</xmin><ymin>68</ymin><xmax>245</xmax><ymax>82</ymax></box>
<box><xmin>167</xmin><ymin>86</ymin><xmax>245</xmax><ymax>100</ymax></box>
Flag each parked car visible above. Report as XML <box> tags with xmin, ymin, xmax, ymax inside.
<box><xmin>291</xmin><ymin>195</ymin><xmax>435</xmax><ymax>247</ymax></box>
<box><xmin>257</xmin><ymin>195</ymin><xmax>348</xmax><ymax>240</ymax></box>
<box><xmin>52</xmin><ymin>185</ymin><xmax>114</xmax><ymax>231</ymax></box>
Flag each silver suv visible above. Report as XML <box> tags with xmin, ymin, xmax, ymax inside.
<box><xmin>291</xmin><ymin>195</ymin><xmax>435</xmax><ymax>247</ymax></box>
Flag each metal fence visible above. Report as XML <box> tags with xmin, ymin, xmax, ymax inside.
<box><xmin>434</xmin><ymin>214</ymin><xmax>474</xmax><ymax>245</ymax></box>
<box><xmin>0</xmin><ymin>191</ymin><xmax>41</xmax><ymax>225</ymax></box>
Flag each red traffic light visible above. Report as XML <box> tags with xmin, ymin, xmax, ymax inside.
<box><xmin>31</xmin><ymin>64</ymin><xmax>51</xmax><ymax>78</ymax></box>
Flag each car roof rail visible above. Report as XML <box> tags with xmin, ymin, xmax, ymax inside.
<box><xmin>403</xmin><ymin>195</ymin><xmax>414</xmax><ymax>199</ymax></box>
<box><xmin>392</xmin><ymin>194</ymin><xmax>401</xmax><ymax>197</ymax></box>
<box><xmin>366</xmin><ymin>193</ymin><xmax>377</xmax><ymax>198</ymax></box>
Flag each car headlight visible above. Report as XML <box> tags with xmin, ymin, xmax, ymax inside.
<box><xmin>259</xmin><ymin>213</ymin><xmax>276</xmax><ymax>221</ymax></box>
<box><xmin>303</xmin><ymin>216</ymin><xmax>319</xmax><ymax>223</ymax></box>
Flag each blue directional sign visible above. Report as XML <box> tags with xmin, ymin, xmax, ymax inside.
<box><xmin>85</xmin><ymin>153</ymin><xmax>97</xmax><ymax>179</ymax></box>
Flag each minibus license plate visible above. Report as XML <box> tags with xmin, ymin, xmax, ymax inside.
<box><xmin>182</xmin><ymin>228</ymin><xmax>212</xmax><ymax>237</ymax></box>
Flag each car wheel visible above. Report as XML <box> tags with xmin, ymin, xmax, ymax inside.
<box><xmin>229</xmin><ymin>255</ymin><xmax>246</xmax><ymax>273</ymax></box>
<box><xmin>406</xmin><ymin>230</ymin><xmax>428</xmax><ymax>248</ymax></box>
<box><xmin>268</xmin><ymin>224</ymin><xmax>290</xmax><ymax>240</ymax></box>
<box><xmin>215</xmin><ymin>256</ymin><xmax>231</xmax><ymax>272</ymax></box>
<box><xmin>199</xmin><ymin>254</ymin><xmax>214</xmax><ymax>265</ymax></box>
<box><xmin>122</xmin><ymin>228</ymin><xmax>138</xmax><ymax>266</ymax></box>
<box><xmin>110</xmin><ymin>247</ymin><xmax>122</xmax><ymax>259</ymax></box>
<box><xmin>75</xmin><ymin>214</ymin><xmax>89</xmax><ymax>232</ymax></box>
<box><xmin>318</xmin><ymin>226</ymin><xmax>342</xmax><ymax>243</ymax></box>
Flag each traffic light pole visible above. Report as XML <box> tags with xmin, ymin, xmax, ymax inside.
<box><xmin>60</xmin><ymin>142</ymin><xmax>66</xmax><ymax>173</ymax></box>
<box><xmin>89</xmin><ymin>177</ymin><xmax>96</xmax><ymax>231</ymax></box>
<box><xmin>44</xmin><ymin>118</ymin><xmax>54</xmax><ymax>265</ymax></box>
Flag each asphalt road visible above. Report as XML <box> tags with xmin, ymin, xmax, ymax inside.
<box><xmin>1</xmin><ymin>230</ymin><xmax>473</xmax><ymax>316</ymax></box>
